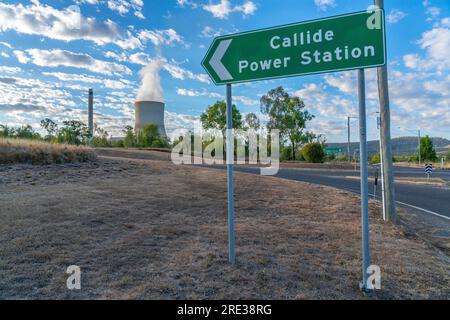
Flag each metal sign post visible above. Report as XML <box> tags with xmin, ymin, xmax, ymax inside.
<box><xmin>358</xmin><ymin>69</ymin><xmax>371</xmax><ymax>291</ymax></box>
<box><xmin>226</xmin><ymin>84</ymin><xmax>235</xmax><ymax>264</ymax></box>
<box><xmin>377</xmin><ymin>115</ymin><xmax>386</xmax><ymax>221</ymax></box>
<box><xmin>202</xmin><ymin>9</ymin><xmax>386</xmax><ymax>289</ymax></box>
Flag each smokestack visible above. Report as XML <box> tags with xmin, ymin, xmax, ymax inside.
<box><xmin>88</xmin><ymin>88</ymin><xmax>93</xmax><ymax>137</ymax></box>
<box><xmin>135</xmin><ymin>60</ymin><xmax>166</xmax><ymax>136</ymax></box>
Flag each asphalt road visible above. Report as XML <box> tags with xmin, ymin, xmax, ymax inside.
<box><xmin>232</xmin><ymin>165</ymin><xmax>450</xmax><ymax>220</ymax></box>
<box><xmin>97</xmin><ymin>148</ymin><xmax>450</xmax><ymax>221</ymax></box>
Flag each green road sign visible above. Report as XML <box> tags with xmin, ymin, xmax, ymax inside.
<box><xmin>202</xmin><ymin>10</ymin><xmax>386</xmax><ymax>85</ymax></box>
<box><xmin>325</xmin><ymin>147</ymin><xmax>343</xmax><ymax>154</ymax></box>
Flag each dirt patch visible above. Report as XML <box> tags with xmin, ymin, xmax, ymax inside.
<box><xmin>0</xmin><ymin>157</ymin><xmax>448</xmax><ymax>299</ymax></box>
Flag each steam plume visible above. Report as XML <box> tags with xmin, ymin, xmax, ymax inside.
<box><xmin>136</xmin><ymin>59</ymin><xmax>164</xmax><ymax>102</ymax></box>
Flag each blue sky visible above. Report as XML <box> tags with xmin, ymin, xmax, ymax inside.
<box><xmin>0</xmin><ymin>0</ymin><xmax>449</xmax><ymax>142</ymax></box>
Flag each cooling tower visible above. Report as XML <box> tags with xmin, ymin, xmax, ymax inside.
<box><xmin>134</xmin><ymin>101</ymin><xmax>167</xmax><ymax>136</ymax></box>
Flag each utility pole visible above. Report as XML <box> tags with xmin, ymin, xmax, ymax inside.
<box><xmin>347</xmin><ymin>116</ymin><xmax>358</xmax><ymax>161</ymax></box>
<box><xmin>375</xmin><ymin>0</ymin><xmax>396</xmax><ymax>224</ymax></box>
<box><xmin>418</xmin><ymin>129</ymin><xmax>421</xmax><ymax>166</ymax></box>
<box><xmin>348</xmin><ymin>116</ymin><xmax>351</xmax><ymax>160</ymax></box>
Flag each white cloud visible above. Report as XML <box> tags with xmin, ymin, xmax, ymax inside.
<box><xmin>234</xmin><ymin>1</ymin><xmax>257</xmax><ymax>16</ymax></box>
<box><xmin>164</xmin><ymin>110</ymin><xmax>202</xmax><ymax>140</ymax></box>
<box><xmin>134</xmin><ymin>10</ymin><xmax>145</xmax><ymax>19</ymax></box>
<box><xmin>106</xmin><ymin>0</ymin><xmax>145</xmax><ymax>19</ymax></box>
<box><xmin>78</xmin><ymin>0</ymin><xmax>100</xmax><ymax>4</ymax></box>
<box><xmin>203</xmin><ymin>0</ymin><xmax>232</xmax><ymax>19</ymax></box>
<box><xmin>162</xmin><ymin>62</ymin><xmax>210</xmax><ymax>84</ymax></box>
<box><xmin>42</xmin><ymin>71</ymin><xmax>135</xmax><ymax>90</ymax></box>
<box><xmin>177</xmin><ymin>0</ymin><xmax>198</xmax><ymax>8</ymax></box>
<box><xmin>13</xmin><ymin>50</ymin><xmax>30</xmax><ymax>64</ymax></box>
<box><xmin>439</xmin><ymin>17</ymin><xmax>450</xmax><ymax>28</ymax></box>
<box><xmin>138</xmin><ymin>28</ymin><xmax>186</xmax><ymax>46</ymax></box>
<box><xmin>294</xmin><ymin>82</ymin><xmax>356</xmax><ymax>117</ymax></box>
<box><xmin>202</xmin><ymin>0</ymin><xmax>257</xmax><ymax>19</ymax></box>
<box><xmin>102</xmin><ymin>51</ymin><xmax>208</xmax><ymax>84</ymax></box>
<box><xmin>0</xmin><ymin>1</ymin><xmax>141</xmax><ymax>50</ymax></box>
<box><xmin>16</xmin><ymin>49</ymin><xmax>132</xmax><ymax>76</ymax></box>
<box><xmin>129</xmin><ymin>52</ymin><xmax>151</xmax><ymax>65</ymax></box>
<box><xmin>403</xmin><ymin>27</ymin><xmax>450</xmax><ymax>72</ymax></box>
<box><xmin>387</xmin><ymin>9</ymin><xmax>407</xmax><ymax>24</ymax></box>
<box><xmin>177</xmin><ymin>88</ymin><xmax>203</xmax><ymax>96</ymax></box>
<box><xmin>114</xmin><ymin>31</ymin><xmax>143</xmax><ymax>50</ymax></box>
<box><xmin>104</xmin><ymin>50</ymin><xmax>151</xmax><ymax>66</ymax></box>
<box><xmin>200</xmin><ymin>25</ymin><xmax>237</xmax><ymax>38</ymax></box>
<box><xmin>314</xmin><ymin>0</ymin><xmax>336</xmax><ymax>11</ymax></box>
<box><xmin>0</xmin><ymin>66</ymin><xmax>21</xmax><ymax>74</ymax></box>
<box><xmin>104</xmin><ymin>50</ymin><xmax>127</xmax><ymax>62</ymax></box>
<box><xmin>0</xmin><ymin>41</ymin><xmax>12</xmax><ymax>48</ymax></box>
<box><xmin>233</xmin><ymin>95</ymin><xmax>258</xmax><ymax>106</ymax></box>
<box><xmin>426</xmin><ymin>6</ymin><xmax>441</xmax><ymax>18</ymax></box>
<box><xmin>200</xmin><ymin>26</ymin><xmax>219</xmax><ymax>38</ymax></box>
<box><xmin>176</xmin><ymin>87</ymin><xmax>222</xmax><ymax>98</ymax></box>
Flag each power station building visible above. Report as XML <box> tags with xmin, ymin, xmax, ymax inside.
<box><xmin>134</xmin><ymin>101</ymin><xmax>167</xmax><ymax>137</ymax></box>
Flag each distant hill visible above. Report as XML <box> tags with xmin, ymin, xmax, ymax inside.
<box><xmin>327</xmin><ymin>136</ymin><xmax>450</xmax><ymax>157</ymax></box>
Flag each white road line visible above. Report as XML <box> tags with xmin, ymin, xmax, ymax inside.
<box><xmin>396</xmin><ymin>201</ymin><xmax>450</xmax><ymax>221</ymax></box>
<box><xmin>339</xmin><ymin>187</ymin><xmax>450</xmax><ymax>221</ymax></box>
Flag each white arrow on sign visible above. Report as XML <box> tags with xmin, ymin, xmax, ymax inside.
<box><xmin>209</xmin><ymin>39</ymin><xmax>233</xmax><ymax>81</ymax></box>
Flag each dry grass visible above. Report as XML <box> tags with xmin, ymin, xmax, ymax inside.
<box><xmin>0</xmin><ymin>138</ymin><xmax>96</xmax><ymax>165</ymax></box>
<box><xmin>0</xmin><ymin>154</ymin><xmax>448</xmax><ymax>299</ymax></box>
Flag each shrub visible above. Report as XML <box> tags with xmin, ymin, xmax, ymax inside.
<box><xmin>301</xmin><ymin>143</ymin><xmax>325</xmax><ymax>163</ymax></box>
<box><xmin>325</xmin><ymin>153</ymin><xmax>336</xmax><ymax>161</ymax></box>
<box><xmin>111</xmin><ymin>139</ymin><xmax>125</xmax><ymax>148</ymax></box>
<box><xmin>370</xmin><ymin>152</ymin><xmax>381</xmax><ymax>164</ymax></box>
<box><xmin>92</xmin><ymin>136</ymin><xmax>111</xmax><ymax>147</ymax></box>
<box><xmin>281</xmin><ymin>146</ymin><xmax>293</xmax><ymax>161</ymax></box>
<box><xmin>151</xmin><ymin>136</ymin><xmax>170</xmax><ymax>148</ymax></box>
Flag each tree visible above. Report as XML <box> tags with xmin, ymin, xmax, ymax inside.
<box><xmin>136</xmin><ymin>123</ymin><xmax>160</xmax><ymax>147</ymax></box>
<box><xmin>302</xmin><ymin>143</ymin><xmax>325</xmax><ymax>163</ymax></box>
<box><xmin>92</xmin><ymin>123</ymin><xmax>110</xmax><ymax>147</ymax></box>
<box><xmin>244</xmin><ymin>112</ymin><xmax>260</xmax><ymax>131</ymax></box>
<box><xmin>15</xmin><ymin>125</ymin><xmax>40</xmax><ymax>140</ymax></box>
<box><xmin>40</xmin><ymin>118</ymin><xmax>58</xmax><ymax>139</ymax></box>
<box><xmin>200</xmin><ymin>101</ymin><xmax>242</xmax><ymax>134</ymax></box>
<box><xmin>123</xmin><ymin>125</ymin><xmax>136</xmax><ymax>148</ymax></box>
<box><xmin>57</xmin><ymin>120</ymin><xmax>89</xmax><ymax>145</ymax></box>
<box><xmin>0</xmin><ymin>125</ymin><xmax>14</xmax><ymax>137</ymax></box>
<box><xmin>420</xmin><ymin>135</ymin><xmax>437</xmax><ymax>161</ymax></box>
<box><xmin>260</xmin><ymin>86</ymin><xmax>314</xmax><ymax>160</ymax></box>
